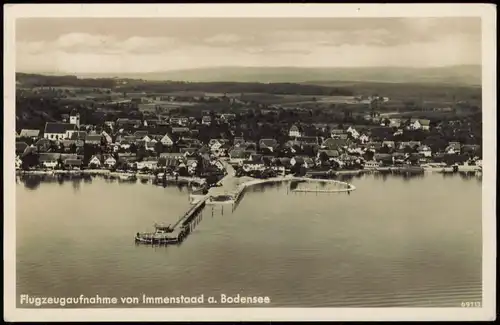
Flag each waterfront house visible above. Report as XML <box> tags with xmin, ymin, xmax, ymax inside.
<box><xmin>446</xmin><ymin>142</ymin><xmax>462</xmax><ymax>154</ymax></box>
<box><xmin>228</xmin><ymin>149</ymin><xmax>252</xmax><ymax>165</ymax></box>
<box><xmin>462</xmin><ymin>144</ymin><xmax>481</xmax><ymax>156</ymax></box>
<box><xmin>242</xmin><ymin>156</ymin><xmax>265</xmax><ymax>172</ymax></box>
<box><xmin>64</xmin><ymin>159</ymin><xmax>83</xmax><ymax>170</ymax></box>
<box><xmin>136</xmin><ymin>160</ymin><xmax>158</xmax><ymax>171</ymax></box>
<box><xmin>43</xmin><ymin>122</ymin><xmax>77</xmax><ymax>140</ymax></box>
<box><xmin>88</xmin><ymin>155</ymin><xmax>102</xmax><ymax>168</ymax></box>
<box><xmin>38</xmin><ymin>153</ymin><xmax>59</xmax><ymax>169</ymax></box>
<box><xmin>364</xmin><ymin>160</ymin><xmax>380</xmax><ymax>169</ymax></box>
<box><xmin>417</xmin><ymin>145</ymin><xmax>432</xmax><ymax>157</ymax></box>
<box><xmin>104</xmin><ymin>156</ymin><xmax>117</xmax><ymax>168</ymax></box>
<box><xmin>374</xmin><ymin>153</ymin><xmax>393</xmax><ymax>166</ymax></box>
<box><xmin>19</xmin><ymin>129</ymin><xmax>40</xmax><ymax>140</ymax></box>
<box><xmin>289</xmin><ymin>125</ymin><xmax>302</xmax><ymax>137</ymax></box>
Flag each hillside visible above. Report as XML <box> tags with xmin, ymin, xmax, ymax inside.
<box><xmin>70</xmin><ymin>65</ymin><xmax>481</xmax><ymax>86</ymax></box>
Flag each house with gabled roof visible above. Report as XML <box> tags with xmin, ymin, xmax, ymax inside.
<box><xmin>88</xmin><ymin>155</ymin><xmax>102</xmax><ymax>168</ymax></box>
<box><xmin>85</xmin><ymin>134</ymin><xmax>103</xmax><ymax>145</ymax></box>
<box><xmin>19</xmin><ymin>129</ymin><xmax>40</xmax><ymax>140</ymax></box>
<box><xmin>44</xmin><ymin>122</ymin><xmax>77</xmax><ymax>140</ymax></box>
<box><xmin>259</xmin><ymin>138</ymin><xmax>278</xmax><ymax>152</ymax></box>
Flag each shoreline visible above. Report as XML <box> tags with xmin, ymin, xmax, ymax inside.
<box><xmin>15</xmin><ymin>169</ymin><xmax>206</xmax><ymax>184</ymax></box>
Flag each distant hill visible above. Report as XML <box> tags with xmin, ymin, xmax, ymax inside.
<box><xmin>70</xmin><ymin>65</ymin><xmax>481</xmax><ymax>86</ymax></box>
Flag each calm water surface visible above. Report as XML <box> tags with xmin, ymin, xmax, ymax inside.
<box><xmin>16</xmin><ymin>173</ymin><xmax>482</xmax><ymax>307</ymax></box>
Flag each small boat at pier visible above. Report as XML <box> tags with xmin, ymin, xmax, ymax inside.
<box><xmin>135</xmin><ymin>223</ymin><xmax>178</xmax><ymax>244</ymax></box>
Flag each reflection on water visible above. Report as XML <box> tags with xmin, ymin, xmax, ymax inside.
<box><xmin>16</xmin><ymin>173</ymin><xmax>482</xmax><ymax>308</ymax></box>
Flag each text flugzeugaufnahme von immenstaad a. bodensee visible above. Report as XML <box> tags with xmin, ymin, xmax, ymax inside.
<box><xmin>19</xmin><ymin>294</ymin><xmax>272</xmax><ymax>306</ymax></box>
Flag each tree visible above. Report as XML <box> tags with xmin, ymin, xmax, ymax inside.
<box><xmin>129</xmin><ymin>143</ymin><xmax>137</xmax><ymax>154</ymax></box>
<box><xmin>154</xmin><ymin>141</ymin><xmax>164</xmax><ymax>156</ymax></box>
<box><xmin>21</xmin><ymin>152</ymin><xmax>39</xmax><ymax>170</ymax></box>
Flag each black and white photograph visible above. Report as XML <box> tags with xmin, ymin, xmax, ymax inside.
<box><xmin>4</xmin><ymin>3</ymin><xmax>496</xmax><ymax>322</ymax></box>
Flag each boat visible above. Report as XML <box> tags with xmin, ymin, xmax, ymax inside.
<box><xmin>135</xmin><ymin>223</ymin><xmax>179</xmax><ymax>245</ymax></box>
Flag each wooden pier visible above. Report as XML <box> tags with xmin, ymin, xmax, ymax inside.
<box><xmin>135</xmin><ymin>198</ymin><xmax>207</xmax><ymax>246</ymax></box>
<box><xmin>135</xmin><ymin>162</ymin><xmax>357</xmax><ymax>246</ymax></box>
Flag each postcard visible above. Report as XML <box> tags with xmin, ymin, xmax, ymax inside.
<box><xmin>3</xmin><ymin>3</ymin><xmax>496</xmax><ymax>322</ymax></box>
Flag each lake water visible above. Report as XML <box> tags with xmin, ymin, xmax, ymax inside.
<box><xmin>15</xmin><ymin>173</ymin><xmax>482</xmax><ymax>308</ymax></box>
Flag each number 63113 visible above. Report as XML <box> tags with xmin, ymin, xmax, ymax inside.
<box><xmin>461</xmin><ymin>301</ymin><xmax>481</xmax><ymax>307</ymax></box>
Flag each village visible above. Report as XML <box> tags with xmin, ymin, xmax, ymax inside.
<box><xmin>15</xmin><ymin>91</ymin><xmax>483</xmax><ymax>182</ymax></box>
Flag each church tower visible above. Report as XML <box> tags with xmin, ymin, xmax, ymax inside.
<box><xmin>69</xmin><ymin>109</ymin><xmax>80</xmax><ymax>128</ymax></box>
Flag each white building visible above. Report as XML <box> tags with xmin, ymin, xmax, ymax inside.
<box><xmin>289</xmin><ymin>125</ymin><xmax>302</xmax><ymax>137</ymax></box>
<box><xmin>346</xmin><ymin>126</ymin><xmax>360</xmax><ymax>139</ymax></box>
<box><xmin>69</xmin><ymin>110</ymin><xmax>80</xmax><ymax>128</ymax></box>
<box><xmin>43</xmin><ymin>122</ymin><xmax>77</xmax><ymax>140</ymax></box>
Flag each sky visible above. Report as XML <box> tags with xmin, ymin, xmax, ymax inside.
<box><xmin>15</xmin><ymin>17</ymin><xmax>481</xmax><ymax>74</ymax></box>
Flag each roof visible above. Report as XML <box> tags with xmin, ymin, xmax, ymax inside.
<box><xmin>374</xmin><ymin>153</ymin><xmax>393</xmax><ymax>160</ymax></box>
<box><xmin>86</xmin><ymin>134</ymin><xmax>103</xmax><ymax>143</ymax></box>
<box><xmin>38</xmin><ymin>153</ymin><xmax>82</xmax><ymax>162</ymax></box>
<box><xmin>70</xmin><ymin>131</ymin><xmax>87</xmax><ymax>141</ymax></box>
<box><xmin>36</xmin><ymin>138</ymin><xmax>51</xmax><ymax>145</ymax></box>
<box><xmin>44</xmin><ymin>122</ymin><xmax>77</xmax><ymax>134</ymax></box>
<box><xmin>229</xmin><ymin>149</ymin><xmax>252</xmax><ymax>159</ymax></box>
<box><xmin>318</xmin><ymin>149</ymin><xmax>340</xmax><ymax>157</ymax></box>
<box><xmin>259</xmin><ymin>138</ymin><xmax>278</xmax><ymax>148</ymax></box>
<box><xmin>159</xmin><ymin>152</ymin><xmax>184</xmax><ymax>158</ymax></box>
<box><xmin>70</xmin><ymin>109</ymin><xmax>79</xmax><ymax>117</ymax></box>
<box><xmin>290</xmin><ymin>125</ymin><xmax>300</xmax><ymax>132</ymax></box>
<box><xmin>16</xmin><ymin>142</ymin><xmax>28</xmax><ymax>153</ymax></box>
<box><xmin>293</xmin><ymin>156</ymin><xmax>305</xmax><ymax>164</ymax></box>
<box><xmin>134</xmin><ymin>130</ymin><xmax>149</xmax><ymax>138</ymax></box>
<box><xmin>19</xmin><ymin>129</ymin><xmax>40</xmax><ymax>137</ymax></box>
<box><xmin>171</xmin><ymin>127</ymin><xmax>190</xmax><ymax>133</ymax></box>
<box><xmin>64</xmin><ymin>159</ymin><xmax>83</xmax><ymax>165</ymax></box>
<box><xmin>297</xmin><ymin>136</ymin><xmax>318</xmax><ymax>144</ymax></box>
<box><xmin>322</xmin><ymin>138</ymin><xmax>348</xmax><ymax>149</ymax></box>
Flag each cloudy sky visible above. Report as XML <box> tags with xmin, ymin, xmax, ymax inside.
<box><xmin>16</xmin><ymin>17</ymin><xmax>481</xmax><ymax>74</ymax></box>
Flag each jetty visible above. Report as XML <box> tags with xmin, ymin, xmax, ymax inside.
<box><xmin>135</xmin><ymin>160</ymin><xmax>356</xmax><ymax>246</ymax></box>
